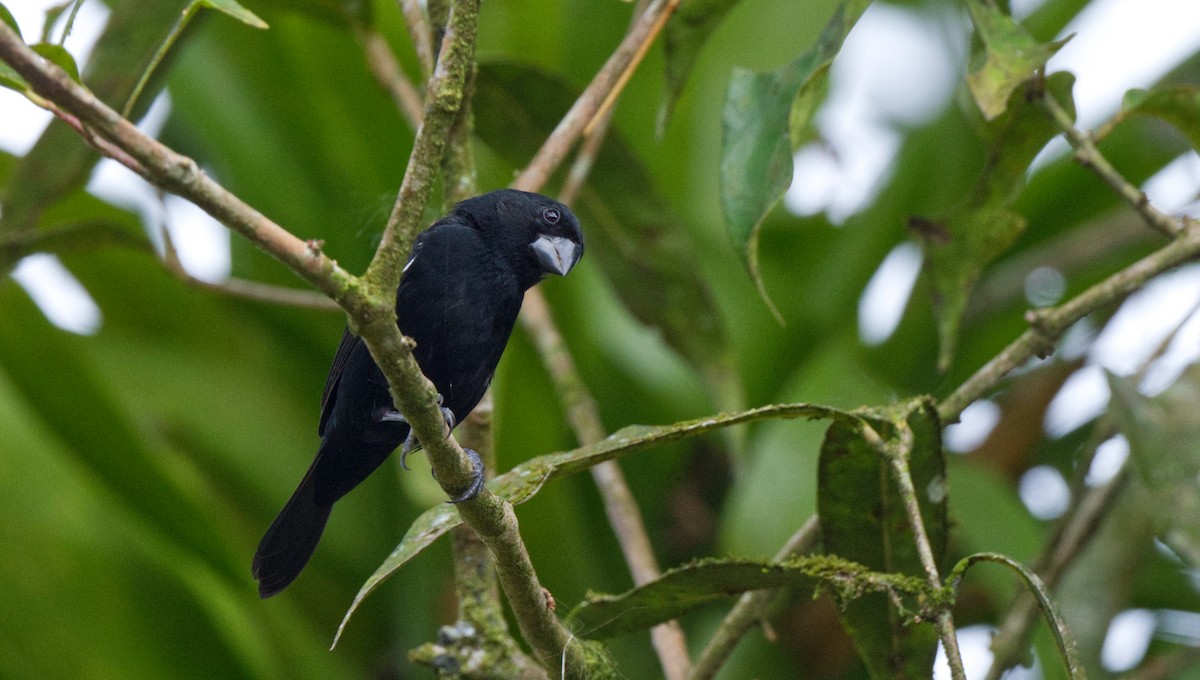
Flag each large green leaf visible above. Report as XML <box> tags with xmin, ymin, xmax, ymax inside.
<box><xmin>336</xmin><ymin>402</ymin><xmax>852</xmax><ymax>644</ymax></box>
<box><xmin>719</xmin><ymin>0</ymin><xmax>870</xmax><ymax>321</ymax></box>
<box><xmin>918</xmin><ymin>72</ymin><xmax>1076</xmax><ymax>370</ymax></box>
<box><xmin>569</xmin><ymin>555</ymin><xmax>925</xmax><ymax>639</ymax></box>
<box><xmin>0</xmin><ymin>282</ymin><xmax>235</xmax><ymax>571</ymax></box>
<box><xmin>818</xmin><ymin>397</ymin><xmax>946</xmax><ymax>679</ymax></box>
<box><xmin>965</xmin><ymin>0</ymin><xmax>1069</xmax><ymax>120</ymax></box>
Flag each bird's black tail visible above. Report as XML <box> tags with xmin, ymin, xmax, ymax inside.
<box><xmin>252</xmin><ymin>467</ymin><xmax>331</xmax><ymax>598</ymax></box>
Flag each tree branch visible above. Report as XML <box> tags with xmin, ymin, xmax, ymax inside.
<box><xmin>353</xmin><ymin>23</ymin><xmax>425</xmax><ymax>130</ymax></box>
<box><xmin>861</xmin><ymin>422</ymin><xmax>966</xmax><ymax>680</ymax></box>
<box><xmin>363</xmin><ymin>0</ymin><xmax>479</xmax><ymax>297</ymax></box>
<box><xmin>938</xmin><ymin>221</ymin><xmax>1200</xmax><ymax>423</ymax></box>
<box><xmin>511</xmin><ymin>0</ymin><xmax>680</xmax><ymax>193</ymax></box>
<box><xmin>0</xmin><ymin>22</ymin><xmax>359</xmax><ymax>308</ymax></box>
<box><xmin>1041</xmin><ymin>92</ymin><xmax>1182</xmax><ymax>239</ymax></box>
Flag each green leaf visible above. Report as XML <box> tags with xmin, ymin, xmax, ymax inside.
<box><xmin>31</xmin><ymin>42</ymin><xmax>80</xmax><ymax>81</ymax></box>
<box><xmin>569</xmin><ymin>555</ymin><xmax>926</xmax><ymax>639</ymax></box>
<box><xmin>0</xmin><ymin>2</ymin><xmax>22</xmax><ymax>39</ymax></box>
<box><xmin>918</xmin><ymin>72</ymin><xmax>1076</xmax><ymax>370</ymax></box>
<box><xmin>1114</xmin><ymin>85</ymin><xmax>1200</xmax><ymax>150</ymax></box>
<box><xmin>658</xmin><ymin>0</ymin><xmax>743</xmax><ymax>134</ymax></box>
<box><xmin>0</xmin><ymin>61</ymin><xmax>26</xmax><ymax>93</ymax></box>
<box><xmin>818</xmin><ymin>397</ymin><xmax>946</xmax><ymax>679</ymax></box>
<box><xmin>474</xmin><ymin>62</ymin><xmax>740</xmax><ymax>411</ymax></box>
<box><xmin>335</xmin><ymin>402</ymin><xmax>854</xmax><ymax>645</ymax></box>
<box><xmin>965</xmin><ymin>0</ymin><xmax>1069</xmax><ymax>120</ymax></box>
<box><xmin>1110</xmin><ymin>367</ymin><xmax>1200</xmax><ymax>566</ymax></box>
<box><xmin>197</xmin><ymin>0</ymin><xmax>269</xmax><ymax>29</ymax></box>
<box><xmin>719</xmin><ymin>0</ymin><xmax>870</xmax><ymax>322</ymax></box>
<box><xmin>0</xmin><ymin>280</ymin><xmax>235</xmax><ymax>577</ymax></box>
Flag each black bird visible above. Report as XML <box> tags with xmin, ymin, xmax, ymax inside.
<box><xmin>252</xmin><ymin>190</ymin><xmax>583</xmax><ymax>598</ymax></box>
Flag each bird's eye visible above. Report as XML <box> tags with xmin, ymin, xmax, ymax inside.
<box><xmin>542</xmin><ymin>208</ymin><xmax>561</xmax><ymax>224</ymax></box>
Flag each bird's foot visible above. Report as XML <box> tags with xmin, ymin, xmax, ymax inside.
<box><xmin>394</xmin><ymin>395</ymin><xmax>457</xmax><ymax>471</ymax></box>
<box><xmin>435</xmin><ymin>447</ymin><xmax>485</xmax><ymax>504</ymax></box>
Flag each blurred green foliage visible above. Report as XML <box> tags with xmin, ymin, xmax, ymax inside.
<box><xmin>2</xmin><ymin>0</ymin><xmax>1200</xmax><ymax>677</ymax></box>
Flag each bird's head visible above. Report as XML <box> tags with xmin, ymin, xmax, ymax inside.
<box><xmin>470</xmin><ymin>189</ymin><xmax>584</xmax><ymax>283</ymax></box>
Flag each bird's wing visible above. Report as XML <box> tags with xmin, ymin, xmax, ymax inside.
<box><xmin>318</xmin><ymin>328</ymin><xmax>361</xmax><ymax>436</ymax></box>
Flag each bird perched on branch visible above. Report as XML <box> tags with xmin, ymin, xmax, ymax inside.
<box><xmin>253</xmin><ymin>189</ymin><xmax>584</xmax><ymax>598</ymax></box>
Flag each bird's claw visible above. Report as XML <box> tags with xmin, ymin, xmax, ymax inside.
<box><xmin>395</xmin><ymin>395</ymin><xmax>457</xmax><ymax>471</ymax></box>
<box><xmin>438</xmin><ymin>447</ymin><xmax>485</xmax><ymax>504</ymax></box>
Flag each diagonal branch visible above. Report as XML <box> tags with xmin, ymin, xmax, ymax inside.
<box><xmin>1041</xmin><ymin>92</ymin><xmax>1182</xmax><ymax>239</ymax></box>
<box><xmin>0</xmin><ymin>22</ymin><xmax>359</xmax><ymax>308</ymax></box>
<box><xmin>353</xmin><ymin>22</ymin><xmax>425</xmax><ymax>130</ymax></box>
<box><xmin>938</xmin><ymin>220</ymin><xmax>1200</xmax><ymax>423</ymax></box>
<box><xmin>512</xmin><ymin>0</ymin><xmax>680</xmax><ymax>193</ymax></box>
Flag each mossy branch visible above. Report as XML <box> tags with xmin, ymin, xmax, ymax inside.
<box><xmin>0</xmin><ymin>8</ymin><xmax>608</xmax><ymax>676</ymax></box>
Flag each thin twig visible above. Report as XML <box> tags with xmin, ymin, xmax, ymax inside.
<box><xmin>559</xmin><ymin>109</ymin><xmax>612</xmax><ymax>207</ymax></box>
<box><xmin>861</xmin><ymin>422</ymin><xmax>966</xmax><ymax>680</ymax></box>
<box><xmin>159</xmin><ymin>224</ymin><xmax>340</xmax><ymax>310</ymax></box>
<box><xmin>512</xmin><ymin>0</ymin><xmax>679</xmax><ymax>193</ymax></box>
<box><xmin>177</xmin><ymin>273</ymin><xmax>343</xmax><ymax>309</ymax></box>
<box><xmin>401</xmin><ymin>0</ymin><xmax>436</xmax><ymax>78</ymax></box>
<box><xmin>582</xmin><ymin>0</ymin><xmax>679</xmax><ymax>138</ymax></box>
<box><xmin>1040</xmin><ymin>92</ymin><xmax>1182</xmax><ymax>239</ymax></box>
<box><xmin>689</xmin><ymin>516</ymin><xmax>820</xmax><ymax>680</ymax></box>
<box><xmin>938</xmin><ymin>219</ymin><xmax>1200</xmax><ymax>423</ymax></box>
<box><xmin>353</xmin><ymin>23</ymin><xmax>425</xmax><ymax>129</ymax></box>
